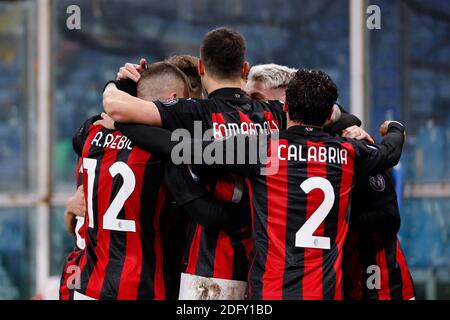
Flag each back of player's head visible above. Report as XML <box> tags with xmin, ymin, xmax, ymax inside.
<box><xmin>166</xmin><ymin>54</ymin><xmax>203</xmax><ymax>99</ymax></box>
<box><xmin>137</xmin><ymin>62</ymin><xmax>190</xmax><ymax>101</ymax></box>
<box><xmin>248</xmin><ymin>64</ymin><xmax>297</xmax><ymax>89</ymax></box>
<box><xmin>285</xmin><ymin>69</ymin><xmax>338</xmax><ymax>127</ymax></box>
<box><xmin>200</xmin><ymin>27</ymin><xmax>246</xmax><ymax>80</ymax></box>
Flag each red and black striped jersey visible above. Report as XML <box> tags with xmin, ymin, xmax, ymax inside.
<box><xmin>72</xmin><ymin>117</ymin><xmax>173</xmax><ymax>300</ymax></box>
<box><xmin>59</xmin><ymin>247</ymin><xmax>83</xmax><ymax>300</ymax></box>
<box><xmin>343</xmin><ymin>171</ymin><xmax>415</xmax><ymax>300</ymax></box>
<box><xmin>247</xmin><ymin>128</ymin><xmax>359</xmax><ymax>299</ymax></box>
<box><xmin>185</xmin><ymin>123</ymin><xmax>405</xmax><ymax>299</ymax></box>
<box><xmin>152</xmin><ymin>87</ymin><xmax>285</xmax><ymax>281</ymax></box>
<box><xmin>343</xmin><ymin>231</ymin><xmax>415</xmax><ymax>300</ymax></box>
<box><xmin>246</xmin><ymin>125</ymin><xmax>405</xmax><ymax>299</ymax></box>
<box><xmin>181</xmin><ymin>172</ymin><xmax>253</xmax><ymax>281</ymax></box>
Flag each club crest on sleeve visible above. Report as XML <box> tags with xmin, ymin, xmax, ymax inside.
<box><xmin>369</xmin><ymin>174</ymin><xmax>386</xmax><ymax>192</ymax></box>
<box><xmin>159</xmin><ymin>98</ymin><xmax>179</xmax><ymax>107</ymax></box>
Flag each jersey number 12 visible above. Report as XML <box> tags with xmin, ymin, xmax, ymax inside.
<box><xmin>83</xmin><ymin>157</ymin><xmax>136</xmax><ymax>232</ymax></box>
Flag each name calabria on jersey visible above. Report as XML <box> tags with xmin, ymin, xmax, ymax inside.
<box><xmin>278</xmin><ymin>143</ymin><xmax>348</xmax><ymax>164</ymax></box>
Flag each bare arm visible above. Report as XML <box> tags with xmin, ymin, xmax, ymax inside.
<box><xmin>63</xmin><ymin>210</ymin><xmax>76</xmax><ymax>235</ymax></box>
<box><xmin>103</xmin><ymin>83</ymin><xmax>162</xmax><ymax>125</ymax></box>
<box><xmin>342</xmin><ymin>125</ymin><xmax>375</xmax><ymax>144</ymax></box>
<box><xmin>116</xmin><ymin>59</ymin><xmax>147</xmax><ymax>82</ymax></box>
<box><xmin>66</xmin><ymin>185</ymin><xmax>86</xmax><ymax>217</ymax></box>
<box><xmin>63</xmin><ymin>185</ymin><xmax>85</xmax><ymax>235</ymax></box>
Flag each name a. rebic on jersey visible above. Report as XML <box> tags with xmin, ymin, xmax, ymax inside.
<box><xmin>90</xmin><ymin>131</ymin><xmax>133</xmax><ymax>150</ymax></box>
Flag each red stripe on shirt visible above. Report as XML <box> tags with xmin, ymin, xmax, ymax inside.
<box><xmin>239</xmin><ymin>111</ymin><xmax>261</xmax><ymax>134</ymax></box>
<box><xmin>302</xmin><ymin>140</ymin><xmax>327</xmax><ymax>300</ymax></box>
<box><xmin>116</xmin><ymin>147</ymin><xmax>152</xmax><ymax>299</ymax></box>
<box><xmin>344</xmin><ymin>228</ymin><xmax>363</xmax><ymax>300</ymax></box>
<box><xmin>245</xmin><ymin>178</ymin><xmax>256</xmax><ymax>299</ymax></box>
<box><xmin>185</xmin><ymin>225</ymin><xmax>202</xmax><ymax>275</ymax></box>
<box><xmin>212</xmin><ymin>113</ymin><xmax>227</xmax><ymax>137</ymax></box>
<box><xmin>213</xmin><ymin>175</ymin><xmax>235</xmax><ymax>202</ymax></box>
<box><xmin>213</xmin><ymin>231</ymin><xmax>235</xmax><ymax>279</ymax></box>
<box><xmin>238</xmin><ymin>111</ymin><xmax>252</xmax><ymax>124</ymax></box>
<box><xmin>333</xmin><ymin>142</ymin><xmax>355</xmax><ymax>299</ymax></box>
<box><xmin>245</xmin><ymin>178</ymin><xmax>255</xmax><ymax>233</ymax></box>
<box><xmin>396</xmin><ymin>239</ymin><xmax>415</xmax><ymax>300</ymax></box>
<box><xmin>59</xmin><ymin>268</ymin><xmax>71</xmax><ymax>300</ymax></box>
<box><xmin>263</xmin><ymin>111</ymin><xmax>280</xmax><ymax>132</ymax></box>
<box><xmin>152</xmin><ymin>184</ymin><xmax>168</xmax><ymax>299</ymax></box>
<box><xmin>376</xmin><ymin>245</ymin><xmax>391</xmax><ymax>300</ymax></box>
<box><xmin>59</xmin><ymin>249</ymin><xmax>82</xmax><ymax>300</ymax></box>
<box><xmin>77</xmin><ymin>126</ymin><xmax>102</xmax><ymax>282</ymax></box>
<box><xmin>262</xmin><ymin>139</ymin><xmax>289</xmax><ymax>300</ymax></box>
<box><xmin>85</xmin><ymin>132</ymin><xmax>120</xmax><ymax>299</ymax></box>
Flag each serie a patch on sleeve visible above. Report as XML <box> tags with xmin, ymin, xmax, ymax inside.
<box><xmin>369</xmin><ymin>174</ymin><xmax>386</xmax><ymax>192</ymax></box>
<box><xmin>158</xmin><ymin>98</ymin><xmax>179</xmax><ymax>107</ymax></box>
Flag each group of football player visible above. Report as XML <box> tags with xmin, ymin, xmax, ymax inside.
<box><xmin>59</xmin><ymin>27</ymin><xmax>415</xmax><ymax>300</ymax></box>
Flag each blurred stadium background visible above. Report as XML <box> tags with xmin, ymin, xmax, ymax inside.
<box><xmin>0</xmin><ymin>0</ymin><xmax>449</xmax><ymax>299</ymax></box>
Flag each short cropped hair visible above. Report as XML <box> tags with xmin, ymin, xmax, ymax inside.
<box><xmin>137</xmin><ymin>62</ymin><xmax>190</xmax><ymax>100</ymax></box>
<box><xmin>200</xmin><ymin>27</ymin><xmax>246</xmax><ymax>80</ymax></box>
<box><xmin>285</xmin><ymin>69</ymin><xmax>338</xmax><ymax>127</ymax></box>
<box><xmin>166</xmin><ymin>54</ymin><xmax>202</xmax><ymax>98</ymax></box>
<box><xmin>248</xmin><ymin>64</ymin><xmax>297</xmax><ymax>89</ymax></box>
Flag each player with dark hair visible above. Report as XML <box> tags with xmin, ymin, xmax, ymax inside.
<box><xmin>98</xmin><ymin>68</ymin><xmax>406</xmax><ymax>300</ymax></box>
<box><xmin>200</xmin><ymin>27</ymin><xmax>247</xmax><ymax>80</ymax></box>
<box><xmin>67</xmin><ymin>62</ymin><xmax>191</xmax><ymax>300</ymax></box>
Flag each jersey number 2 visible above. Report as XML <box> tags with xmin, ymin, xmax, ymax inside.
<box><xmin>83</xmin><ymin>158</ymin><xmax>136</xmax><ymax>232</ymax></box>
<box><xmin>295</xmin><ymin>177</ymin><xmax>335</xmax><ymax>250</ymax></box>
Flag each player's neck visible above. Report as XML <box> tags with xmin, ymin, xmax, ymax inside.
<box><xmin>287</xmin><ymin>119</ymin><xmax>324</xmax><ymax>130</ymax></box>
<box><xmin>203</xmin><ymin>77</ymin><xmax>243</xmax><ymax>95</ymax></box>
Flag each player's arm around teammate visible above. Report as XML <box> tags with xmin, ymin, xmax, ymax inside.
<box><xmin>95</xmin><ymin>114</ymin><xmax>405</xmax><ymax>188</ymax></box>
<box><xmin>63</xmin><ymin>185</ymin><xmax>85</xmax><ymax>234</ymax></box>
<box><xmin>95</xmin><ymin>114</ymin><xmax>250</xmax><ymax>230</ymax></box>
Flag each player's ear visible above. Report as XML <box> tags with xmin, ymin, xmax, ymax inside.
<box><xmin>323</xmin><ymin>105</ymin><xmax>336</xmax><ymax>128</ymax></box>
<box><xmin>283</xmin><ymin>101</ymin><xmax>289</xmax><ymax>113</ymax></box>
<box><xmin>169</xmin><ymin>92</ymin><xmax>177</xmax><ymax>99</ymax></box>
<box><xmin>241</xmin><ymin>61</ymin><xmax>250</xmax><ymax>80</ymax></box>
<box><xmin>328</xmin><ymin>107</ymin><xmax>334</xmax><ymax>121</ymax></box>
<box><xmin>330</xmin><ymin>104</ymin><xmax>341</xmax><ymax>124</ymax></box>
<box><xmin>198</xmin><ymin>59</ymin><xmax>206</xmax><ymax>77</ymax></box>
